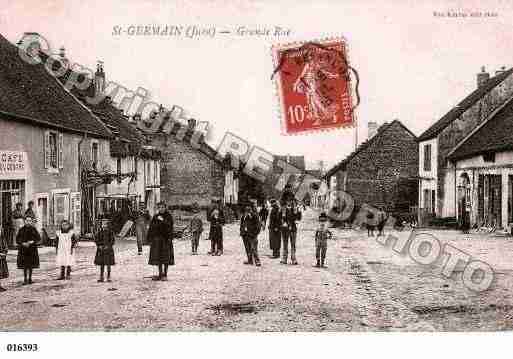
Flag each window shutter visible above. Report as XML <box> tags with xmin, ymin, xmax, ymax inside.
<box><xmin>44</xmin><ymin>131</ymin><xmax>50</xmax><ymax>169</ymax></box>
<box><xmin>58</xmin><ymin>133</ymin><xmax>64</xmax><ymax>169</ymax></box>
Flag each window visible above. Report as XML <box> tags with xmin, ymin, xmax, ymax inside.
<box><xmin>44</xmin><ymin>131</ymin><xmax>63</xmax><ymax>170</ymax></box>
<box><xmin>483</xmin><ymin>152</ymin><xmax>496</xmax><ymax>163</ymax></box>
<box><xmin>423</xmin><ymin>144</ymin><xmax>432</xmax><ymax>172</ymax></box>
<box><xmin>153</xmin><ymin>161</ymin><xmax>158</xmax><ymax>185</ymax></box>
<box><xmin>116</xmin><ymin>158</ymin><xmax>121</xmax><ymax>176</ymax></box>
<box><xmin>134</xmin><ymin>157</ymin><xmax>138</xmax><ymax>179</ymax></box>
<box><xmin>91</xmin><ymin>141</ymin><xmax>99</xmax><ymax>170</ymax></box>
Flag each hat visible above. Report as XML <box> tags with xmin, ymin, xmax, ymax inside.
<box><xmin>318</xmin><ymin>212</ymin><xmax>328</xmax><ymax>222</ymax></box>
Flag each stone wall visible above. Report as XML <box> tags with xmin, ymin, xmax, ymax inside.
<box><xmin>149</xmin><ymin>134</ymin><xmax>225</xmax><ymax>207</ymax></box>
<box><xmin>342</xmin><ymin>121</ymin><xmax>418</xmax><ymax>213</ymax></box>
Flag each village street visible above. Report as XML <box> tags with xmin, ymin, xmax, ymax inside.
<box><xmin>0</xmin><ymin>208</ymin><xmax>512</xmax><ymax>331</ymax></box>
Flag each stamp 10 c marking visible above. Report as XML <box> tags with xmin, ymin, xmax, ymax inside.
<box><xmin>272</xmin><ymin>38</ymin><xmax>354</xmax><ymax>135</ymax></box>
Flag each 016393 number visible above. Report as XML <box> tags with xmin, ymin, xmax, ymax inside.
<box><xmin>6</xmin><ymin>344</ymin><xmax>39</xmax><ymax>352</ymax></box>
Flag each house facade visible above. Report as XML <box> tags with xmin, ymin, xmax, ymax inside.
<box><xmin>50</xmin><ymin>56</ymin><xmax>162</xmax><ymax>220</ymax></box>
<box><xmin>447</xmin><ymin>96</ymin><xmax>513</xmax><ymax>229</ymax></box>
<box><xmin>325</xmin><ymin>120</ymin><xmax>418</xmax><ymax>219</ymax></box>
<box><xmin>418</xmin><ymin>67</ymin><xmax>513</xmax><ymax>224</ymax></box>
<box><xmin>0</xmin><ymin>34</ymin><xmax>112</xmax><ymax>243</ymax></box>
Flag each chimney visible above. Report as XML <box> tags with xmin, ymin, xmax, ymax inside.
<box><xmin>477</xmin><ymin>66</ymin><xmax>490</xmax><ymax>88</ymax></box>
<box><xmin>187</xmin><ymin>118</ymin><xmax>197</xmax><ymax>130</ymax></box>
<box><xmin>59</xmin><ymin>46</ymin><xmax>66</xmax><ymax>59</ymax></box>
<box><xmin>368</xmin><ymin>121</ymin><xmax>378</xmax><ymax>139</ymax></box>
<box><xmin>495</xmin><ymin>66</ymin><xmax>507</xmax><ymax>76</ymax></box>
<box><xmin>94</xmin><ymin>60</ymin><xmax>105</xmax><ymax>96</ymax></box>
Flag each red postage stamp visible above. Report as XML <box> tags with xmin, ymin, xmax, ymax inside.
<box><xmin>272</xmin><ymin>38</ymin><xmax>355</xmax><ymax>135</ymax></box>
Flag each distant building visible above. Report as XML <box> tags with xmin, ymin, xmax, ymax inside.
<box><xmin>263</xmin><ymin>155</ymin><xmax>306</xmax><ymax>202</ymax></box>
<box><xmin>325</xmin><ymin>120</ymin><xmax>418</xmax><ymax>218</ymax></box>
<box><xmin>148</xmin><ymin>120</ymin><xmax>226</xmax><ymax>208</ymax></box>
<box><xmin>418</xmin><ymin>66</ymin><xmax>513</xmax><ymax>225</ymax></box>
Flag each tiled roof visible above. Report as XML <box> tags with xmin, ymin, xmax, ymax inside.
<box><xmin>418</xmin><ymin>68</ymin><xmax>513</xmax><ymax>141</ymax></box>
<box><xmin>0</xmin><ymin>34</ymin><xmax>112</xmax><ymax>139</ymax></box>
<box><xmin>37</xmin><ymin>48</ymin><xmax>148</xmax><ymax>157</ymax></box>
<box><xmin>324</xmin><ymin>120</ymin><xmax>416</xmax><ymax>178</ymax></box>
<box><xmin>448</xmin><ymin>97</ymin><xmax>513</xmax><ymax>160</ymax></box>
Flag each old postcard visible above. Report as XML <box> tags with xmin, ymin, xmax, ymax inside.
<box><xmin>0</xmin><ymin>0</ymin><xmax>512</xmax><ymax>357</ymax></box>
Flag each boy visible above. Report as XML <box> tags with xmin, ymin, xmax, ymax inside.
<box><xmin>188</xmin><ymin>203</ymin><xmax>203</xmax><ymax>255</ymax></box>
<box><xmin>314</xmin><ymin>213</ymin><xmax>332</xmax><ymax>268</ymax></box>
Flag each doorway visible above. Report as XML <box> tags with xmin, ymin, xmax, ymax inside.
<box><xmin>0</xmin><ymin>180</ymin><xmax>25</xmax><ymax>247</ymax></box>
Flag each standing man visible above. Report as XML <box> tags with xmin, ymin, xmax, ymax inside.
<box><xmin>147</xmin><ymin>202</ymin><xmax>174</xmax><ymax>281</ymax></box>
<box><xmin>188</xmin><ymin>202</ymin><xmax>203</xmax><ymax>255</ymax></box>
<box><xmin>280</xmin><ymin>199</ymin><xmax>302</xmax><ymax>265</ymax></box>
<box><xmin>376</xmin><ymin>208</ymin><xmax>387</xmax><ymax>237</ymax></box>
<box><xmin>207</xmin><ymin>199</ymin><xmax>225</xmax><ymax>256</ymax></box>
<box><xmin>268</xmin><ymin>199</ymin><xmax>282</xmax><ymax>258</ymax></box>
<box><xmin>134</xmin><ymin>202</ymin><xmax>151</xmax><ymax>255</ymax></box>
<box><xmin>240</xmin><ymin>200</ymin><xmax>261</xmax><ymax>266</ymax></box>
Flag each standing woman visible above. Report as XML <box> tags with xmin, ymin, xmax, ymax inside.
<box><xmin>55</xmin><ymin>220</ymin><xmax>78</xmax><ymax>280</ymax></box>
<box><xmin>134</xmin><ymin>203</ymin><xmax>151</xmax><ymax>255</ymax></box>
<box><xmin>16</xmin><ymin>216</ymin><xmax>41</xmax><ymax>285</ymax></box>
<box><xmin>268</xmin><ymin>199</ymin><xmax>282</xmax><ymax>258</ymax></box>
<box><xmin>0</xmin><ymin>225</ymin><xmax>9</xmax><ymax>291</ymax></box>
<box><xmin>147</xmin><ymin>202</ymin><xmax>174</xmax><ymax>281</ymax></box>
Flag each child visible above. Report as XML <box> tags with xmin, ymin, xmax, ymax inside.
<box><xmin>94</xmin><ymin>218</ymin><xmax>116</xmax><ymax>282</ymax></box>
<box><xmin>55</xmin><ymin>220</ymin><xmax>78</xmax><ymax>280</ymax></box>
<box><xmin>188</xmin><ymin>203</ymin><xmax>203</xmax><ymax>255</ymax></box>
<box><xmin>16</xmin><ymin>216</ymin><xmax>41</xmax><ymax>285</ymax></box>
<box><xmin>314</xmin><ymin>213</ymin><xmax>332</xmax><ymax>268</ymax></box>
<box><xmin>0</xmin><ymin>225</ymin><xmax>9</xmax><ymax>292</ymax></box>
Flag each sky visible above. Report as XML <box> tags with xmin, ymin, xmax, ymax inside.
<box><xmin>2</xmin><ymin>0</ymin><xmax>513</xmax><ymax>170</ymax></box>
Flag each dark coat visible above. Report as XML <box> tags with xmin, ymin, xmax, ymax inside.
<box><xmin>240</xmin><ymin>212</ymin><xmax>261</xmax><ymax>238</ymax></box>
<box><xmin>281</xmin><ymin>207</ymin><xmax>302</xmax><ymax>232</ymax></box>
<box><xmin>207</xmin><ymin>207</ymin><xmax>225</xmax><ymax>241</ymax></box>
<box><xmin>259</xmin><ymin>207</ymin><xmax>269</xmax><ymax>225</ymax></box>
<box><xmin>147</xmin><ymin>211</ymin><xmax>174</xmax><ymax>265</ymax></box>
<box><xmin>94</xmin><ymin>229</ymin><xmax>116</xmax><ymax>266</ymax></box>
<box><xmin>16</xmin><ymin>225</ymin><xmax>41</xmax><ymax>269</ymax></box>
<box><xmin>269</xmin><ymin>206</ymin><xmax>282</xmax><ymax>232</ymax></box>
<box><xmin>0</xmin><ymin>231</ymin><xmax>8</xmax><ymax>279</ymax></box>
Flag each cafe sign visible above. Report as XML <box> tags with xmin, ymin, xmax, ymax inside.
<box><xmin>0</xmin><ymin>151</ymin><xmax>28</xmax><ymax>179</ymax></box>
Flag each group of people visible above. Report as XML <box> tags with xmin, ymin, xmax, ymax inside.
<box><xmin>0</xmin><ymin>193</ymin><xmax>337</xmax><ymax>292</ymax></box>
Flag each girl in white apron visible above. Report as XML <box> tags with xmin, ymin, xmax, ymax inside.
<box><xmin>55</xmin><ymin>220</ymin><xmax>78</xmax><ymax>280</ymax></box>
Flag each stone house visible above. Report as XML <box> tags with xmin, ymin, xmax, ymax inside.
<box><xmin>324</xmin><ymin>120</ymin><xmax>418</xmax><ymax>218</ymax></box>
<box><xmin>0</xmin><ymin>34</ymin><xmax>113</xmax><ymax>242</ymax></box>
<box><xmin>262</xmin><ymin>155</ymin><xmax>306</xmax><ymax>202</ymax></box>
<box><xmin>418</xmin><ymin>66</ymin><xmax>513</xmax><ymax>224</ymax></box>
<box><xmin>447</xmin><ymin>96</ymin><xmax>513</xmax><ymax>229</ymax></box>
<box><xmin>148</xmin><ymin>125</ymin><xmax>226</xmax><ymax>208</ymax></box>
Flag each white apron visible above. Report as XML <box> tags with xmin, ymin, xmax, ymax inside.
<box><xmin>55</xmin><ymin>231</ymin><xmax>76</xmax><ymax>266</ymax></box>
